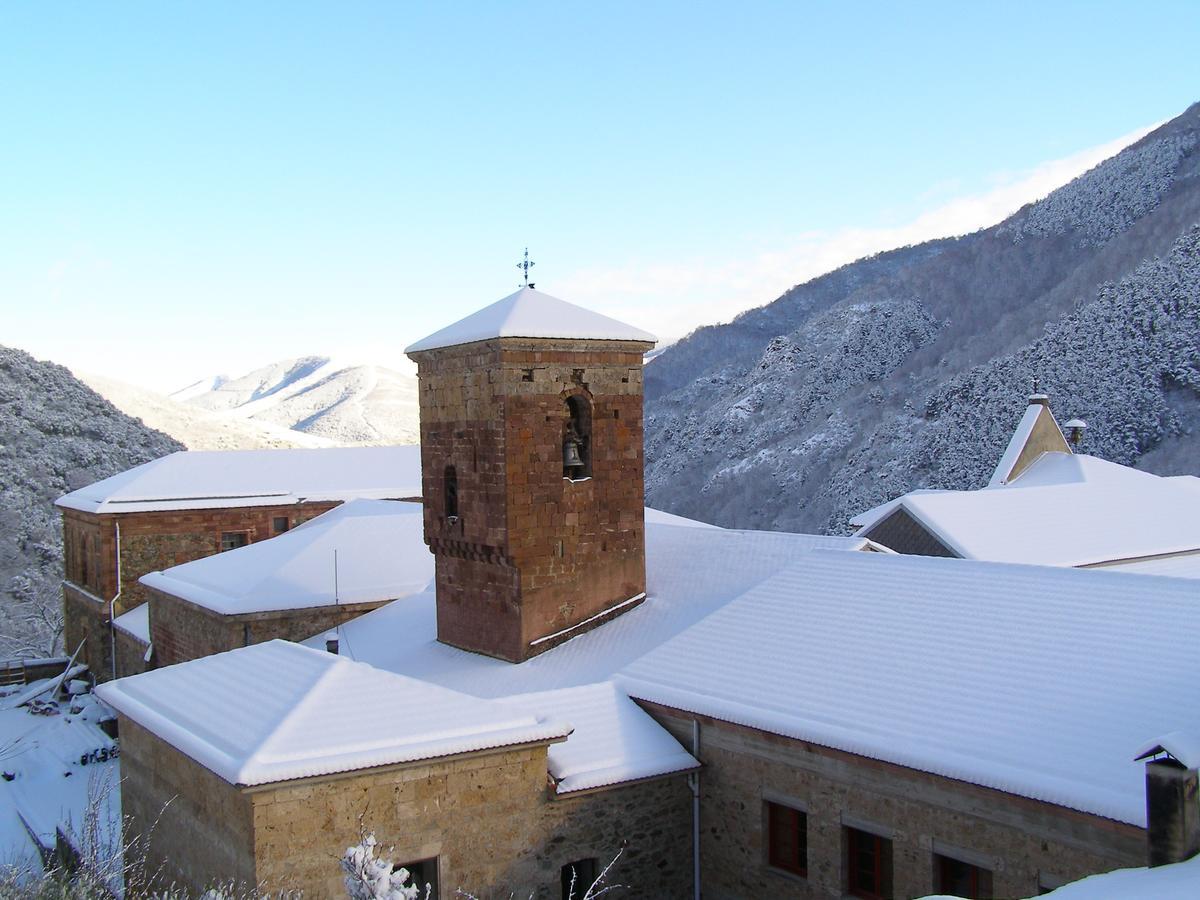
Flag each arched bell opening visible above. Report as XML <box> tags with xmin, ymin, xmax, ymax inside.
<box><xmin>563</xmin><ymin>395</ymin><xmax>592</xmax><ymax>480</ymax></box>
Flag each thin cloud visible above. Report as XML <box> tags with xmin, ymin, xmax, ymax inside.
<box><xmin>559</xmin><ymin>122</ymin><xmax>1159</xmax><ymax>344</ymax></box>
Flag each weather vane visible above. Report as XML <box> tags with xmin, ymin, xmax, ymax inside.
<box><xmin>516</xmin><ymin>248</ymin><xmax>536</xmax><ymax>289</ymax></box>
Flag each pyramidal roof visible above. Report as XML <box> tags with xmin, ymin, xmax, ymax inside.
<box><xmin>96</xmin><ymin>640</ymin><xmax>570</xmax><ymax>786</ymax></box>
<box><xmin>405</xmin><ymin>286</ymin><xmax>657</xmax><ymax>354</ymax></box>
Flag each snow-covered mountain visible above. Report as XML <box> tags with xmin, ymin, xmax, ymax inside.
<box><xmin>172</xmin><ymin>357</ymin><xmax>420</xmax><ymax>446</ymax></box>
<box><xmin>0</xmin><ymin>347</ymin><xmax>183</xmax><ymax>655</ymax></box>
<box><xmin>646</xmin><ymin>101</ymin><xmax>1200</xmax><ymax>534</ymax></box>
<box><xmin>78</xmin><ymin>373</ymin><xmax>335</xmax><ymax>451</ymax></box>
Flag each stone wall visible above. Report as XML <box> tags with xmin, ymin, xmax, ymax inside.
<box><xmin>148</xmin><ymin>587</ymin><xmax>388</xmax><ymax>667</ymax></box>
<box><xmin>120</xmin><ymin>719</ymin><xmax>258</xmax><ymax>893</ymax></box>
<box><xmin>645</xmin><ymin>703</ymin><xmax>1142</xmax><ymax>900</ymax></box>
<box><xmin>61</xmin><ymin>583</ymin><xmax>113</xmax><ymax>680</ymax></box>
<box><xmin>121</xmin><ymin>718</ymin><xmax>693</xmax><ymax>899</ymax></box>
<box><xmin>113</xmin><ymin>626</ymin><xmax>150</xmax><ymax>679</ymax></box>
<box><xmin>411</xmin><ymin>338</ymin><xmax>652</xmax><ymax>662</ymax></box>
<box><xmin>61</xmin><ymin>502</ymin><xmax>338</xmax><ymax>678</ymax></box>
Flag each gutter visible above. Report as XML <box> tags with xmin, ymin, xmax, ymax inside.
<box><xmin>108</xmin><ymin>522</ymin><xmax>121</xmax><ymax>681</ymax></box>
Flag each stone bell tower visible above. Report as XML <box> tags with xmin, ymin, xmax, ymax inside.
<box><xmin>405</xmin><ymin>286</ymin><xmax>657</xmax><ymax>663</ymax></box>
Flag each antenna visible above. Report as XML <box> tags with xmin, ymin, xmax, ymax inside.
<box><xmin>516</xmin><ymin>247</ymin><xmax>536</xmax><ymax>289</ymax></box>
<box><xmin>333</xmin><ymin>548</ymin><xmax>339</xmax><ymax>606</ymax></box>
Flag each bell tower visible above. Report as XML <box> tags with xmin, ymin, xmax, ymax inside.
<box><xmin>406</xmin><ymin>286</ymin><xmax>657</xmax><ymax>663</ymax></box>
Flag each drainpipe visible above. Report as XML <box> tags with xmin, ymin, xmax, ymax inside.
<box><xmin>688</xmin><ymin>718</ymin><xmax>701</xmax><ymax>900</ymax></box>
<box><xmin>108</xmin><ymin>522</ymin><xmax>122</xmax><ymax>681</ymax></box>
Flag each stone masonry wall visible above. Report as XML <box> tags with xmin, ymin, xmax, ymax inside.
<box><xmin>119</xmin><ymin>719</ymin><xmax>258</xmax><ymax>893</ymax></box>
<box><xmin>61</xmin><ymin>583</ymin><xmax>112</xmax><ymax>679</ymax></box>
<box><xmin>113</xmin><ymin>626</ymin><xmax>149</xmax><ymax>679</ymax></box>
<box><xmin>250</xmin><ymin>751</ymin><xmax>692</xmax><ymax>899</ymax></box>
<box><xmin>148</xmin><ymin>587</ymin><xmax>387</xmax><ymax>667</ymax></box>
<box><xmin>61</xmin><ymin>502</ymin><xmax>337</xmax><ymax>678</ymax></box>
<box><xmin>411</xmin><ymin>338</ymin><xmax>652</xmax><ymax>662</ymax></box>
<box><xmin>646</xmin><ymin>704</ymin><xmax>1142</xmax><ymax>900</ymax></box>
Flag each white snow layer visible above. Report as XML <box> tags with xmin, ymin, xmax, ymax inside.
<box><xmin>1039</xmin><ymin>853</ymin><xmax>1200</xmax><ymax>899</ymax></box>
<box><xmin>112</xmin><ymin>602</ymin><xmax>150</xmax><ymax>643</ymax></box>
<box><xmin>296</xmin><ymin>525</ymin><xmax>885</xmax><ymax>794</ymax></box>
<box><xmin>1134</xmin><ymin>730</ymin><xmax>1200</xmax><ymax>770</ymax></box>
<box><xmin>139</xmin><ymin>499</ymin><xmax>432</xmax><ymax>614</ymax></box>
<box><xmin>987</xmin><ymin>402</ymin><xmax>1046</xmax><ymax>487</ymax></box>
<box><xmin>55</xmin><ymin>445</ymin><xmax>422</xmax><ymax>514</ymax></box>
<box><xmin>404</xmin><ymin>287</ymin><xmax>657</xmax><ymax>353</ymax></box>
<box><xmin>857</xmin><ymin>452</ymin><xmax>1200</xmax><ymax>567</ymax></box>
<box><xmin>502</xmin><ymin>683</ymin><xmax>698</xmax><ymax>794</ymax></box>
<box><xmin>95</xmin><ymin>640</ymin><xmax>570</xmax><ymax>787</ymax></box>
<box><xmin>618</xmin><ymin>550</ymin><xmax>1200</xmax><ymax>826</ymax></box>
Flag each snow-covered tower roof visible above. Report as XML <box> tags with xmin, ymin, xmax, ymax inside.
<box><xmin>404</xmin><ymin>286</ymin><xmax>657</xmax><ymax>353</ymax></box>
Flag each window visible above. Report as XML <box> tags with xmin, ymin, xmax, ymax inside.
<box><xmin>765</xmin><ymin>801</ymin><xmax>807</xmax><ymax>877</ymax></box>
<box><xmin>400</xmin><ymin>857</ymin><xmax>438</xmax><ymax>898</ymax></box>
<box><xmin>563</xmin><ymin>395</ymin><xmax>592</xmax><ymax>479</ymax></box>
<box><xmin>220</xmin><ymin>531</ymin><xmax>250</xmax><ymax>552</ymax></box>
<box><xmin>936</xmin><ymin>853</ymin><xmax>992</xmax><ymax>898</ymax></box>
<box><xmin>845</xmin><ymin>826</ymin><xmax>892</xmax><ymax>899</ymax></box>
<box><xmin>561</xmin><ymin>858</ymin><xmax>598</xmax><ymax>899</ymax></box>
<box><xmin>444</xmin><ymin>465</ymin><xmax>458</xmax><ymax>520</ymax></box>
<box><xmin>272</xmin><ymin>516</ymin><xmax>290</xmax><ymax>534</ymax></box>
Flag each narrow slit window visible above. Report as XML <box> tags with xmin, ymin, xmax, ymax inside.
<box><xmin>444</xmin><ymin>465</ymin><xmax>459</xmax><ymax>520</ymax></box>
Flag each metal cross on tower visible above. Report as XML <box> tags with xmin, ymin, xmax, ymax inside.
<box><xmin>516</xmin><ymin>248</ymin><xmax>536</xmax><ymax>289</ymax></box>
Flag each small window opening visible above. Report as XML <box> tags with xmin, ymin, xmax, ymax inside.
<box><xmin>220</xmin><ymin>531</ymin><xmax>250</xmax><ymax>552</ymax></box>
<box><xmin>272</xmin><ymin>516</ymin><xmax>290</xmax><ymax>535</ymax></box>
<box><xmin>401</xmin><ymin>857</ymin><xmax>439</xmax><ymax>899</ymax></box>
<box><xmin>845</xmin><ymin>826</ymin><xmax>892</xmax><ymax>899</ymax></box>
<box><xmin>444</xmin><ymin>465</ymin><xmax>459</xmax><ymax>521</ymax></box>
<box><xmin>571</xmin><ymin>368</ymin><xmax>585</xmax><ymax>384</ymax></box>
<box><xmin>935</xmin><ymin>854</ymin><xmax>992</xmax><ymax>899</ymax></box>
<box><xmin>522</xmin><ymin>368</ymin><xmax>534</xmax><ymax>382</ymax></box>
<box><xmin>563</xmin><ymin>395</ymin><xmax>592</xmax><ymax>479</ymax></box>
<box><xmin>561</xmin><ymin>858</ymin><xmax>598</xmax><ymax>899</ymax></box>
<box><xmin>766</xmin><ymin>801</ymin><xmax>807</xmax><ymax>877</ymax></box>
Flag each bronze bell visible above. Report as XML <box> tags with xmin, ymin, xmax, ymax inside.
<box><xmin>563</xmin><ymin>438</ymin><xmax>584</xmax><ymax>469</ymax></box>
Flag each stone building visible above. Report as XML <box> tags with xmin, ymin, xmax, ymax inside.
<box><xmin>136</xmin><ymin>499</ymin><xmax>431</xmax><ymax>669</ymax></box>
<box><xmin>851</xmin><ymin>395</ymin><xmax>1200</xmax><ymax>576</ymax></box>
<box><xmin>96</xmin><ymin>287</ymin><xmax>1200</xmax><ymax>898</ymax></box>
<box><xmin>55</xmin><ymin>445</ymin><xmax>421</xmax><ymax>679</ymax></box>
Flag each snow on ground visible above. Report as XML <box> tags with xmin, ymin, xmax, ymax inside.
<box><xmin>0</xmin><ymin>680</ymin><xmax>120</xmax><ymax>873</ymax></box>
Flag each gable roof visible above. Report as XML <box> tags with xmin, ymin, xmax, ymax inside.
<box><xmin>618</xmin><ymin>551</ymin><xmax>1200</xmax><ymax>826</ymax></box>
<box><xmin>857</xmin><ymin>452</ymin><xmax>1200</xmax><ymax>567</ymax></box>
<box><xmin>55</xmin><ymin>445</ymin><xmax>422</xmax><ymax>514</ymax></box>
<box><xmin>989</xmin><ymin>400</ymin><xmax>1071</xmax><ymax>487</ymax></box>
<box><xmin>404</xmin><ymin>287</ymin><xmax>657</xmax><ymax>353</ymax></box>
<box><xmin>139</xmin><ymin>499</ymin><xmax>432</xmax><ymax>615</ymax></box>
<box><xmin>95</xmin><ymin>640</ymin><xmax>569</xmax><ymax>786</ymax></box>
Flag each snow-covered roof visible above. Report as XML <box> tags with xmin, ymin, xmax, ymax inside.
<box><xmin>296</xmin><ymin>524</ymin><xmax>897</xmax><ymax>792</ymax></box>
<box><xmin>113</xmin><ymin>602</ymin><xmax>150</xmax><ymax>643</ymax></box>
<box><xmin>55</xmin><ymin>445</ymin><xmax>422</xmax><ymax>514</ymax></box>
<box><xmin>1100</xmin><ymin>552</ymin><xmax>1200</xmax><ymax>579</ymax></box>
<box><xmin>139</xmin><ymin>499</ymin><xmax>431</xmax><ymax>615</ymax></box>
<box><xmin>989</xmin><ymin>403</ymin><xmax>1045</xmax><ymax>487</ymax></box>
<box><xmin>95</xmin><ymin>640</ymin><xmax>571</xmax><ymax>787</ymax></box>
<box><xmin>503</xmin><ymin>683</ymin><xmax>698</xmax><ymax>795</ymax></box>
<box><xmin>1041</xmin><ymin>854</ymin><xmax>1200</xmax><ymax>899</ymax></box>
<box><xmin>618</xmin><ymin>551</ymin><xmax>1200</xmax><ymax>826</ymax></box>
<box><xmin>404</xmin><ymin>287</ymin><xmax>657</xmax><ymax>353</ymax></box>
<box><xmin>643</xmin><ymin>507</ymin><xmax>721</xmax><ymax>529</ymax></box>
<box><xmin>855</xmin><ymin>452</ymin><xmax>1200</xmax><ymax>567</ymax></box>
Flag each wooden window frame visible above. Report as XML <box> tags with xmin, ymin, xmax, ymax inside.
<box><xmin>219</xmin><ymin>530</ymin><xmax>251</xmax><ymax>552</ymax></box>
<box><xmin>765</xmin><ymin>800</ymin><xmax>808</xmax><ymax>878</ymax></box>
<box><xmin>936</xmin><ymin>852</ymin><xmax>993</xmax><ymax>898</ymax></box>
<box><xmin>845</xmin><ymin>825</ymin><xmax>892</xmax><ymax>900</ymax></box>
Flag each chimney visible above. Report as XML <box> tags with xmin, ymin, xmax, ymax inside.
<box><xmin>1136</xmin><ymin>736</ymin><xmax>1200</xmax><ymax>867</ymax></box>
<box><xmin>1065</xmin><ymin>418</ymin><xmax>1087</xmax><ymax>447</ymax></box>
<box><xmin>325</xmin><ymin>631</ymin><xmax>339</xmax><ymax>655</ymax></box>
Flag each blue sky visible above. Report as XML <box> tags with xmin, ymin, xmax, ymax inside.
<box><xmin>2</xmin><ymin>2</ymin><xmax>1197</xmax><ymax>389</ymax></box>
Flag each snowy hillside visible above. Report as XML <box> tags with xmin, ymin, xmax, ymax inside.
<box><xmin>0</xmin><ymin>348</ymin><xmax>183</xmax><ymax>655</ymax></box>
<box><xmin>78</xmin><ymin>373</ymin><xmax>335</xmax><ymax>451</ymax></box>
<box><xmin>176</xmin><ymin>357</ymin><xmax>420</xmax><ymax>445</ymax></box>
<box><xmin>646</xmin><ymin>101</ymin><xmax>1200</xmax><ymax>533</ymax></box>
